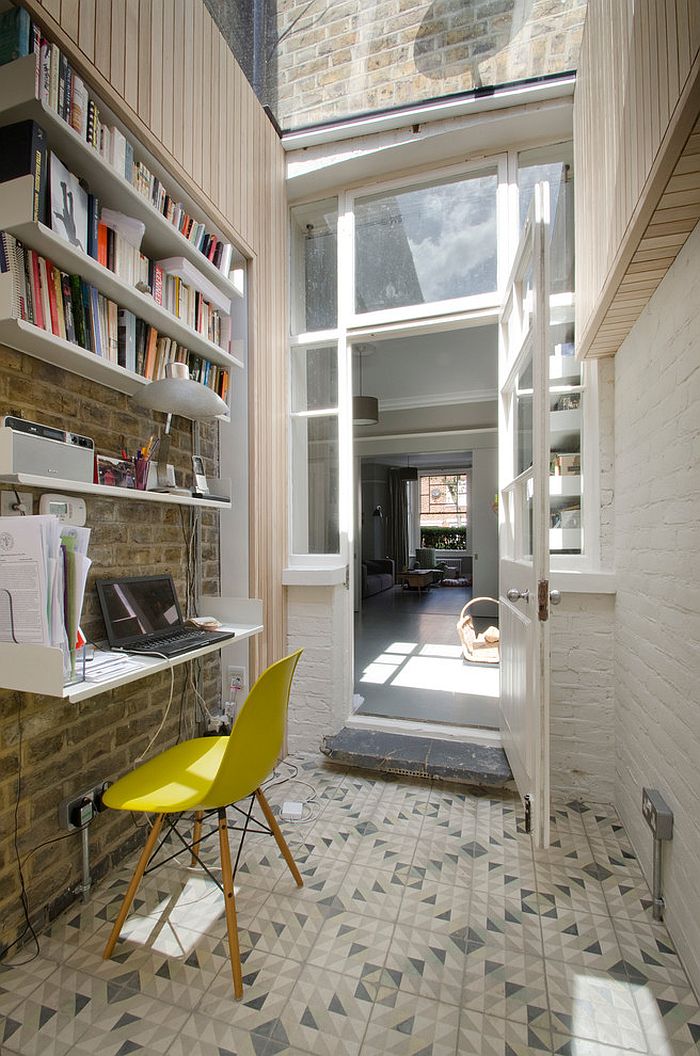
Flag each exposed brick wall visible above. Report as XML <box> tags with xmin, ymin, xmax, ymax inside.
<box><xmin>274</xmin><ymin>0</ymin><xmax>587</xmax><ymax>128</ymax></box>
<box><xmin>0</xmin><ymin>348</ymin><xmax>221</xmax><ymax>954</ymax></box>
<box><xmin>613</xmin><ymin>220</ymin><xmax>700</xmax><ymax>995</ymax></box>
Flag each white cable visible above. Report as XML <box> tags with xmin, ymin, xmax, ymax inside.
<box><xmin>115</xmin><ymin>651</ymin><xmax>175</xmax><ymax>763</ymax></box>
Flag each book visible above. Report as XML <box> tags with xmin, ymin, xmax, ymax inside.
<box><xmin>87</xmin><ymin>194</ymin><xmax>100</xmax><ymax>259</ymax></box>
<box><xmin>39</xmin><ymin>37</ymin><xmax>50</xmax><ymax>105</ymax></box>
<box><xmin>143</xmin><ymin>325</ymin><xmax>157</xmax><ymax>378</ymax></box>
<box><xmin>117</xmin><ymin>307</ymin><xmax>136</xmax><ymax>371</ymax></box>
<box><xmin>49</xmin><ymin>152</ymin><xmax>88</xmax><ymax>254</ymax></box>
<box><xmin>70</xmin><ymin>274</ymin><xmax>87</xmax><ymax>349</ymax></box>
<box><xmin>0</xmin><ymin>233</ymin><xmax>23</xmax><ymax>318</ymax></box>
<box><xmin>48</xmin><ymin>42</ymin><xmax>60</xmax><ymax>111</ymax></box>
<box><xmin>0</xmin><ymin>120</ymin><xmax>48</xmax><ymax>225</ymax></box>
<box><xmin>51</xmin><ymin>264</ymin><xmax>66</xmax><ymax>338</ymax></box>
<box><xmin>61</xmin><ymin>273</ymin><xmax>76</xmax><ymax>343</ymax></box>
<box><xmin>0</xmin><ymin>6</ymin><xmax>31</xmax><ymax>66</ymax></box>
<box><xmin>37</xmin><ymin>255</ymin><xmax>52</xmax><ymax>333</ymax></box>
<box><xmin>88</xmin><ymin>284</ymin><xmax>101</xmax><ymax>356</ymax></box>
<box><xmin>70</xmin><ymin>74</ymin><xmax>88</xmax><ymax>138</ymax></box>
<box><xmin>29</xmin><ymin>249</ymin><xmax>44</xmax><ymax>329</ymax></box>
<box><xmin>46</xmin><ymin>261</ymin><xmax>60</xmax><ymax>335</ymax></box>
<box><xmin>97</xmin><ymin>222</ymin><xmax>108</xmax><ymax>268</ymax></box>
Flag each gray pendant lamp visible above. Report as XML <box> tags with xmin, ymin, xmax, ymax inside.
<box><xmin>132</xmin><ymin>361</ymin><xmax>228</xmax><ymax>491</ymax></box>
<box><xmin>352</xmin><ymin>347</ymin><xmax>379</xmax><ymax>426</ymax></box>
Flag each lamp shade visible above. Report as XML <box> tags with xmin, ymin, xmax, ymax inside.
<box><xmin>133</xmin><ymin>362</ymin><xmax>228</xmax><ymax>420</ymax></box>
<box><xmin>353</xmin><ymin>395</ymin><xmax>379</xmax><ymax>426</ymax></box>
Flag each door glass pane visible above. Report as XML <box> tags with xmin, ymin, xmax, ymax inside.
<box><xmin>550</xmin><ymin>387</ymin><xmax>582</xmax><ymax>555</ymax></box>
<box><xmin>291</xmin><ymin>414</ymin><xmax>340</xmax><ymax>554</ymax></box>
<box><xmin>291</xmin><ymin>345</ymin><xmax>338</xmax><ymax>412</ymax></box>
<box><xmin>290</xmin><ymin>199</ymin><xmax>338</xmax><ymax>333</ymax></box>
<box><xmin>354</xmin><ymin>170</ymin><xmax>498</xmax><ymax>313</ymax></box>
<box><xmin>516</xmin><ymin>356</ymin><xmax>533</xmax><ymax>477</ymax></box>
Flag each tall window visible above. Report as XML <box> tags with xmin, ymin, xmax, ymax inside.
<box><xmin>419</xmin><ymin>472</ymin><xmax>469</xmax><ymax>550</ymax></box>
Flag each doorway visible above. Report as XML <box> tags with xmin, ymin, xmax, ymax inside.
<box><xmin>350</xmin><ymin>324</ymin><xmax>500</xmax><ymax>729</ymax></box>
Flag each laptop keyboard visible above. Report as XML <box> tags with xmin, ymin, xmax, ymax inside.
<box><xmin>124</xmin><ymin>628</ymin><xmax>235</xmax><ymax>655</ymax></box>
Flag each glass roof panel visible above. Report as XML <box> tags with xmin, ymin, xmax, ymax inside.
<box><xmin>204</xmin><ymin>0</ymin><xmax>588</xmax><ymax>133</ymax></box>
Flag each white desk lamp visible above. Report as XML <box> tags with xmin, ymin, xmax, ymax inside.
<box><xmin>132</xmin><ymin>362</ymin><xmax>228</xmax><ymax>492</ymax></box>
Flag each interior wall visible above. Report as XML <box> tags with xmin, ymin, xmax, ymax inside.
<box><xmin>613</xmin><ymin>220</ymin><xmax>700</xmax><ymax>994</ymax></box>
<box><xmin>0</xmin><ymin>0</ymin><xmax>287</xmax><ymax>954</ymax></box>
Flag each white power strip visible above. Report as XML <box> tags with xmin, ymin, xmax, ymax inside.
<box><xmin>281</xmin><ymin>800</ymin><xmax>304</xmax><ymax>821</ymax></box>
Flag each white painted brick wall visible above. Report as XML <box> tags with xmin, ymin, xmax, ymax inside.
<box><xmin>286</xmin><ymin>584</ymin><xmax>351</xmax><ymax>754</ymax></box>
<box><xmin>550</xmin><ymin>594</ymin><xmax>616</xmax><ymax>802</ymax></box>
<box><xmin>614</xmin><ymin>219</ymin><xmax>700</xmax><ymax>996</ymax></box>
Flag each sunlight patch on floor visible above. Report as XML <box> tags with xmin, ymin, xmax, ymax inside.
<box><xmin>390</xmin><ymin>655</ymin><xmax>500</xmax><ymax>696</ymax></box>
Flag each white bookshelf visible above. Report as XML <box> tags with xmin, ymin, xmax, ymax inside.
<box><xmin>0</xmin><ymin>54</ymin><xmax>242</xmax><ymax>302</ymax></box>
<box><xmin>0</xmin><ymin>176</ymin><xmax>243</xmax><ymax>371</ymax></box>
<box><xmin>549</xmin><ymin>474</ymin><xmax>581</xmax><ymax>498</ymax></box>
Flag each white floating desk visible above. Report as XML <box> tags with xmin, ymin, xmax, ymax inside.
<box><xmin>0</xmin><ymin>598</ymin><xmax>263</xmax><ymax>703</ymax></box>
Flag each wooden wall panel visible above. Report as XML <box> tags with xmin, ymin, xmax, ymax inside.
<box><xmin>25</xmin><ymin>0</ymin><xmax>289</xmax><ymax>674</ymax></box>
<box><xmin>575</xmin><ymin>1</ymin><xmax>700</xmax><ymax>357</ymax></box>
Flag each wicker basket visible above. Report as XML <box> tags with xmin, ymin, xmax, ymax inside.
<box><xmin>457</xmin><ymin>597</ymin><xmax>500</xmax><ymax>664</ymax></box>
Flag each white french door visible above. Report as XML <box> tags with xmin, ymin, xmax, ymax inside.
<box><xmin>498</xmin><ymin>183</ymin><xmax>552</xmax><ymax>848</ymax></box>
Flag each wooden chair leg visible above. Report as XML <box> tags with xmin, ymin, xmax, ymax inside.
<box><xmin>103</xmin><ymin>813</ymin><xmax>165</xmax><ymax>960</ymax></box>
<box><xmin>191</xmin><ymin>810</ymin><xmax>203</xmax><ymax>866</ymax></box>
<box><xmin>217</xmin><ymin>807</ymin><xmax>243</xmax><ymax>1000</ymax></box>
<box><xmin>255</xmin><ymin>787</ymin><xmax>304</xmax><ymax>888</ymax></box>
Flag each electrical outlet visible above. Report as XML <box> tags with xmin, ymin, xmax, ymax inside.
<box><xmin>59</xmin><ymin>782</ymin><xmax>111</xmax><ymax>831</ymax></box>
<box><xmin>0</xmin><ymin>490</ymin><xmax>32</xmax><ymax>517</ymax></box>
<box><xmin>227</xmin><ymin>666</ymin><xmax>245</xmax><ymax>693</ymax></box>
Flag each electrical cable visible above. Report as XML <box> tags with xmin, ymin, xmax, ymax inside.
<box><xmin>5</xmin><ymin>693</ymin><xmax>40</xmax><ymax>966</ymax></box>
<box><xmin>134</xmin><ymin>656</ymin><xmax>175</xmax><ymax>762</ymax></box>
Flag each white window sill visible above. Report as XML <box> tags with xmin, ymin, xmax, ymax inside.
<box><xmin>550</xmin><ymin>570</ymin><xmax>616</xmax><ymax>594</ymax></box>
<box><xmin>282</xmin><ymin>566</ymin><xmax>346</xmax><ymax>586</ymax></box>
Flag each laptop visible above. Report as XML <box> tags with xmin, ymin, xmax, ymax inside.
<box><xmin>96</xmin><ymin>574</ymin><xmax>236</xmax><ymax>657</ymax></box>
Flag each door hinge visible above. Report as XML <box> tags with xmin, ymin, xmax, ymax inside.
<box><xmin>523</xmin><ymin>794</ymin><xmax>532</xmax><ymax>834</ymax></box>
<box><xmin>538</xmin><ymin>579</ymin><xmax>549</xmax><ymax>621</ymax></box>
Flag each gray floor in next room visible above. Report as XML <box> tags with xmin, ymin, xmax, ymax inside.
<box><xmin>1</xmin><ymin>752</ymin><xmax>699</xmax><ymax>1056</ymax></box>
<box><xmin>354</xmin><ymin>585</ymin><xmax>500</xmax><ymax>728</ymax></box>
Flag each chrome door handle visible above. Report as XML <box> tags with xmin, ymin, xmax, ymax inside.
<box><xmin>506</xmin><ymin>587</ymin><xmax>529</xmax><ymax>603</ymax></box>
<box><xmin>549</xmin><ymin>589</ymin><xmax>561</xmax><ymax>606</ymax></box>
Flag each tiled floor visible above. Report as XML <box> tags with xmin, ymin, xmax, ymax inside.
<box><xmin>354</xmin><ymin>586</ymin><xmax>500</xmax><ymax>727</ymax></box>
<box><xmin>2</xmin><ymin>753</ymin><xmax>699</xmax><ymax>1056</ymax></box>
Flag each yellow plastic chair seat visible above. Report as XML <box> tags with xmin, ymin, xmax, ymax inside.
<box><xmin>102</xmin><ymin>736</ymin><xmax>230</xmax><ymax>813</ymax></box>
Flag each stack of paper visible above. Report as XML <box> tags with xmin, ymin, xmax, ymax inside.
<box><xmin>0</xmin><ymin>515</ymin><xmax>91</xmax><ymax>678</ymax></box>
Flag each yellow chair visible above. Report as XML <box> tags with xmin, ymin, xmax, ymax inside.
<box><xmin>101</xmin><ymin>649</ymin><xmax>304</xmax><ymax>999</ymax></box>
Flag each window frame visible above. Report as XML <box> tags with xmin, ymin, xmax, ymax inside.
<box><xmin>346</xmin><ymin>155</ymin><xmax>509</xmax><ymax>329</ymax></box>
<box><xmin>286</xmin><ymin>142</ymin><xmax>603</xmax><ymax>575</ymax></box>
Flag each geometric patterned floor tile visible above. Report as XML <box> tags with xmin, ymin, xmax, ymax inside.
<box><xmin>614</xmin><ymin>917</ymin><xmax>692</xmax><ymax>988</ymax></box>
<box><xmin>335</xmin><ymin>861</ymin><xmax>405</xmax><ymax>912</ymax></box>
<box><xmin>383</xmin><ymin>921</ymin><xmax>465</xmax><ymax>1005</ymax></box>
<box><xmin>540</xmin><ymin>908</ymin><xmax>624</xmax><ymax>970</ymax></box>
<box><xmin>466</xmin><ymin>892</ymin><xmax>544</xmax><ymax>958</ymax></box>
<box><xmin>241</xmin><ymin>898</ymin><xmax>324</xmax><ymax>963</ymax></box>
<box><xmin>546</xmin><ymin>961</ymin><xmax>647</xmax><ymax>1050</ymax></box>
<box><xmin>631</xmin><ymin>978</ymin><xmax>700</xmax><ymax>1055</ymax></box>
<box><xmin>273</xmin><ymin>965</ymin><xmax>374</xmax><ymax>1056</ymax></box>
<box><xmin>461</xmin><ymin>949</ymin><xmax>550</xmax><ymax>1027</ymax></box>
<box><xmin>3</xmin><ymin>760</ymin><xmax>700</xmax><ymax>1056</ymax></box>
<box><xmin>198</xmin><ymin>950</ymin><xmax>301</xmax><ymax>1027</ymax></box>
<box><xmin>169</xmin><ymin>1010</ymin><xmax>270</xmax><ymax>1056</ymax></box>
<box><xmin>459</xmin><ymin>1008</ymin><xmax>553</xmax><ymax>1056</ymax></box>
<box><xmin>306</xmin><ymin>910</ymin><xmax>394</xmax><ymax>979</ymax></box>
<box><xmin>360</xmin><ymin>992</ymin><xmax>460</xmax><ymax>1056</ymax></box>
<box><xmin>551</xmin><ymin>1032</ymin><xmax>646</xmax><ymax>1054</ymax></box>
<box><xmin>59</xmin><ymin>988</ymin><xmax>191</xmax><ymax>1055</ymax></box>
<box><xmin>397</xmin><ymin>876</ymin><xmax>471</xmax><ymax>933</ymax></box>
<box><xmin>0</xmin><ymin>956</ymin><xmax>56</xmax><ymax>1017</ymax></box>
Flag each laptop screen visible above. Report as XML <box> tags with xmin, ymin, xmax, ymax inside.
<box><xmin>96</xmin><ymin>575</ymin><xmax>184</xmax><ymax>646</ymax></box>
